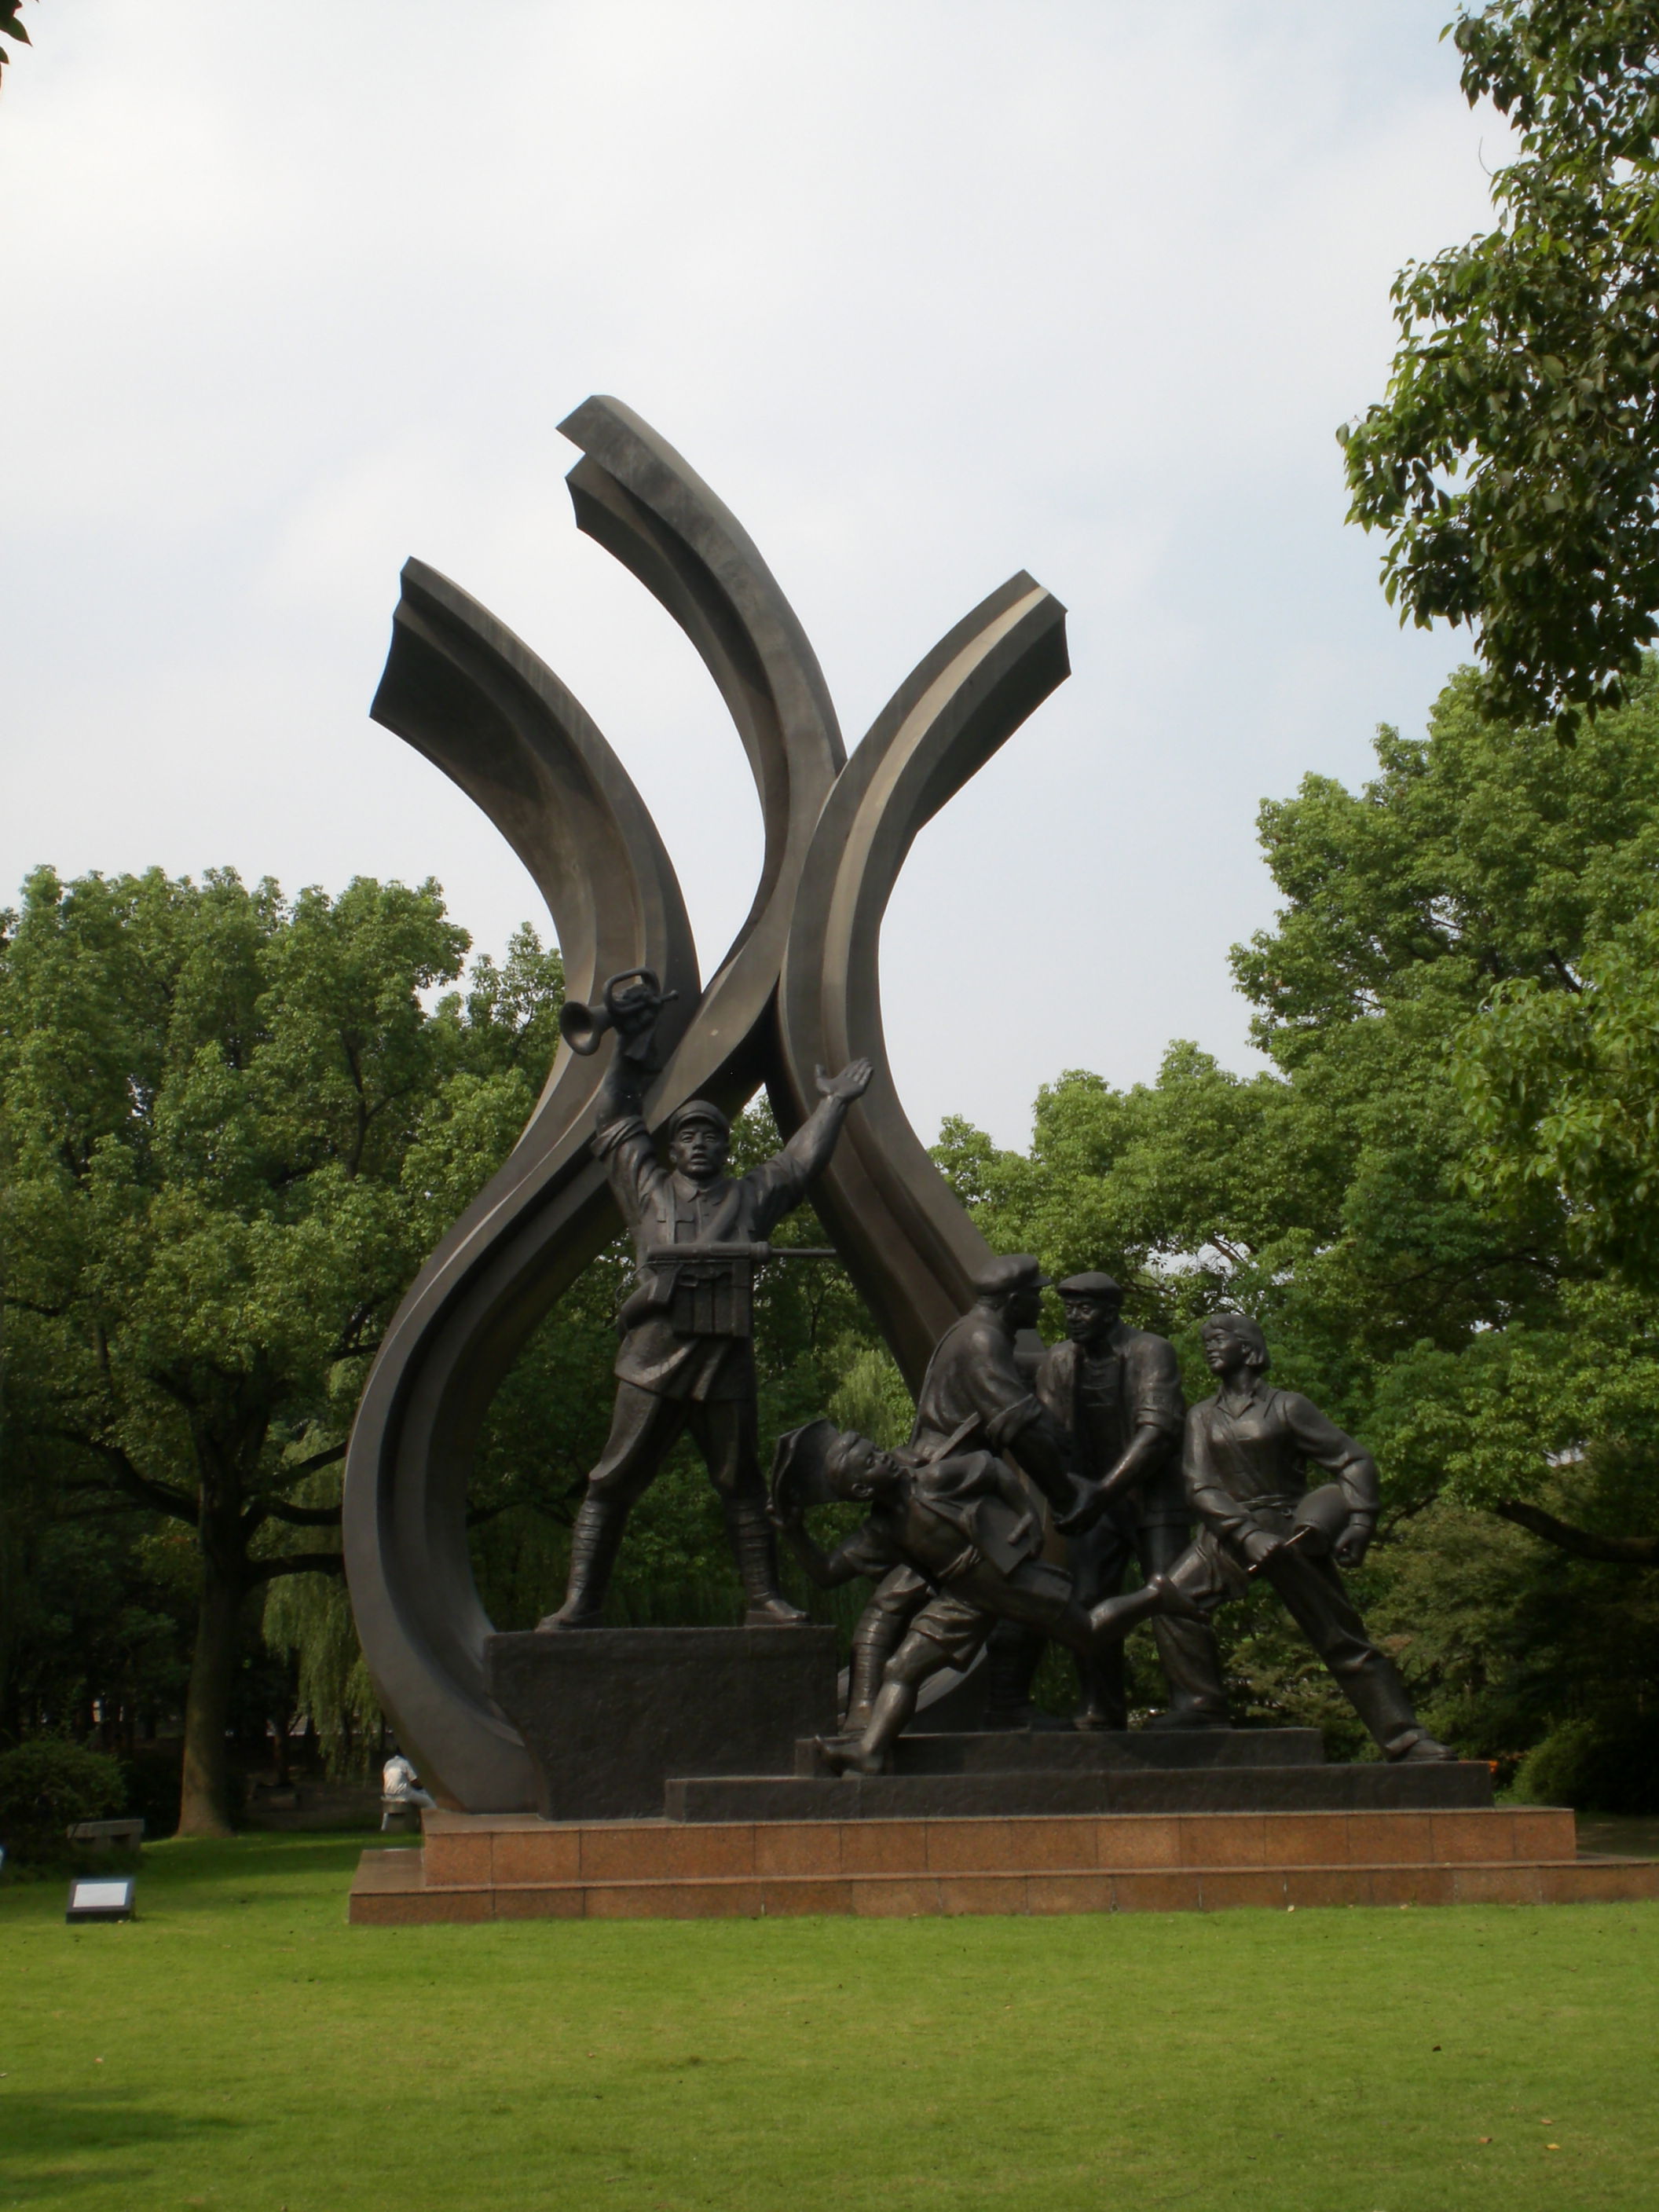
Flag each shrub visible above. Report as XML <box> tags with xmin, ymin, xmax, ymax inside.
<box><xmin>1513</xmin><ymin>1713</ymin><xmax>1659</xmax><ymax>1815</ymax></box>
<box><xmin>0</xmin><ymin>1740</ymin><xmax>126</xmax><ymax>1864</ymax></box>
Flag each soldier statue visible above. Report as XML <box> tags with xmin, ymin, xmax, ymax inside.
<box><xmin>538</xmin><ymin>980</ymin><xmax>872</xmax><ymax>1630</ymax></box>
<box><xmin>771</xmin><ymin>1419</ymin><xmax>1190</xmax><ymax>1773</ymax></box>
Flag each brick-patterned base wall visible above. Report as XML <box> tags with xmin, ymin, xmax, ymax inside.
<box><xmin>348</xmin><ymin>1805</ymin><xmax>1659</xmax><ymax>1923</ymax></box>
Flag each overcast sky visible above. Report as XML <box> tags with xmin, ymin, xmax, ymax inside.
<box><xmin>1</xmin><ymin>2</ymin><xmax>1501</xmax><ymax>1146</ymax></box>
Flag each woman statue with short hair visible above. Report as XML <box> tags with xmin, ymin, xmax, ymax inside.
<box><xmin>1127</xmin><ymin>1311</ymin><xmax>1454</xmax><ymax>1763</ymax></box>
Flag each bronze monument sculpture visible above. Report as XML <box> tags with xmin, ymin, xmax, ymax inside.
<box><xmin>768</xmin><ymin>1306</ymin><xmax>1455</xmax><ymax>1774</ymax></box>
<box><xmin>839</xmin><ymin>1252</ymin><xmax>1099</xmax><ymax>1734</ymax></box>
<box><xmin>1153</xmin><ymin>1311</ymin><xmax>1455</xmax><ymax>1763</ymax></box>
<box><xmin>342</xmin><ymin>397</ymin><xmax>1068</xmax><ymax>1811</ymax></box>
<box><xmin>771</xmin><ymin>1418</ymin><xmax>1200</xmax><ymax>1774</ymax></box>
<box><xmin>341</xmin><ymin>394</ymin><xmax>1463</xmax><ymax>1832</ymax></box>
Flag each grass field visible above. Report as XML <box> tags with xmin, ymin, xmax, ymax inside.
<box><xmin>3</xmin><ymin>1833</ymin><xmax>1657</xmax><ymax>2212</ymax></box>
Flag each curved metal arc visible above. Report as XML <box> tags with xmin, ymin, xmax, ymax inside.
<box><xmin>777</xmin><ymin>573</ymin><xmax>1071</xmax><ymax>1390</ymax></box>
<box><xmin>346</xmin><ymin>402</ymin><xmax>858</xmax><ymax>1810</ymax></box>
<box><xmin>345</xmin><ymin>561</ymin><xmax>701</xmax><ymax>1811</ymax></box>
<box><xmin>558</xmin><ymin>397</ymin><xmax>844</xmax><ymax>1105</ymax></box>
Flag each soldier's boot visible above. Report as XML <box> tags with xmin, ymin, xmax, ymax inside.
<box><xmin>537</xmin><ymin>1496</ymin><xmax>629</xmax><ymax>1629</ymax></box>
<box><xmin>844</xmin><ymin>1608</ymin><xmax>905</xmax><ymax>1731</ymax></box>
<box><xmin>819</xmin><ymin>1678</ymin><xmax>911</xmax><ymax>1774</ymax></box>
<box><xmin>1074</xmin><ymin>1643</ymin><xmax>1130</xmax><ymax>1733</ymax></box>
<box><xmin>1337</xmin><ymin>1655</ymin><xmax>1458</xmax><ymax>1763</ymax></box>
<box><xmin>726</xmin><ymin>1496</ymin><xmax>809</xmax><ymax>1627</ymax></box>
<box><xmin>982</xmin><ymin>1624</ymin><xmax>1045</xmax><ymax>1730</ymax></box>
<box><xmin>1392</xmin><ymin>1730</ymin><xmax>1457</xmax><ymax>1762</ymax></box>
<box><xmin>1143</xmin><ymin>1619</ymin><xmax>1231</xmax><ymax>1730</ymax></box>
<box><xmin>1088</xmin><ymin>1573</ymin><xmax>1209</xmax><ymax>1643</ymax></box>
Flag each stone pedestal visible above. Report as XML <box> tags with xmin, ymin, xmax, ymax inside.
<box><xmin>485</xmin><ymin>1626</ymin><xmax>838</xmax><ymax>1821</ymax></box>
<box><xmin>349</xmin><ymin>1801</ymin><xmax>1659</xmax><ymax>1923</ymax></box>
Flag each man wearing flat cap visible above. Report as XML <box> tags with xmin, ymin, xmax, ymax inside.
<box><xmin>839</xmin><ymin>1253</ymin><xmax>1101</xmax><ymax>1728</ymax></box>
<box><xmin>540</xmin><ymin>991</ymin><xmax>873</xmax><ymax>1630</ymax></box>
<box><xmin>1026</xmin><ymin>1272</ymin><xmax>1229</xmax><ymax>1729</ymax></box>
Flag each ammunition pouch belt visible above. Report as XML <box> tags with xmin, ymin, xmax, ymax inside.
<box><xmin>628</xmin><ymin>1243</ymin><xmax>767</xmax><ymax>1339</ymax></box>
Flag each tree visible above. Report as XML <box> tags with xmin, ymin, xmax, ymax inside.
<box><xmin>932</xmin><ymin>662</ymin><xmax>1659</xmax><ymax>1786</ymax></box>
<box><xmin>0</xmin><ymin>4</ymin><xmax>31</xmax><ymax>86</ymax></box>
<box><xmin>1456</xmin><ymin>906</ymin><xmax>1659</xmax><ymax>1287</ymax></box>
<box><xmin>0</xmin><ymin>868</ymin><xmax>566</xmax><ymax>1833</ymax></box>
<box><xmin>1341</xmin><ymin>2</ymin><xmax>1659</xmax><ymax>734</ymax></box>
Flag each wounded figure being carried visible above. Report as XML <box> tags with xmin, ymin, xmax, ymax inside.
<box><xmin>769</xmin><ymin>1419</ymin><xmax>1192</xmax><ymax>1773</ymax></box>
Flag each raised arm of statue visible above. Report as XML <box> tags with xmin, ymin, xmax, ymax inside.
<box><xmin>746</xmin><ymin>1059</ymin><xmax>873</xmax><ymax>1227</ymax></box>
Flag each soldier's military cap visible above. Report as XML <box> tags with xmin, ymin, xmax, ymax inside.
<box><xmin>769</xmin><ymin>1417</ymin><xmax>844</xmax><ymax>1518</ymax></box>
<box><xmin>667</xmin><ymin>1098</ymin><xmax>731</xmax><ymax>1137</ymax></box>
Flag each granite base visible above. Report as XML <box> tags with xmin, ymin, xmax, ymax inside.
<box><xmin>486</xmin><ymin>1625</ymin><xmax>838</xmax><ymax>1821</ymax></box>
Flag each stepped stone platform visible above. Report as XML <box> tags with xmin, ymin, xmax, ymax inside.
<box><xmin>662</xmin><ymin>1728</ymin><xmax>1495</xmax><ymax>1820</ymax></box>
<box><xmin>347</xmin><ymin>1728</ymin><xmax>1659</xmax><ymax>1922</ymax></box>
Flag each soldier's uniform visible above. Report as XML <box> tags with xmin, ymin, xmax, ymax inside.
<box><xmin>543</xmin><ymin>1068</ymin><xmax>855</xmax><ymax>1628</ymax></box>
<box><xmin>808</xmin><ymin>1442</ymin><xmax>1095</xmax><ymax>1691</ymax></box>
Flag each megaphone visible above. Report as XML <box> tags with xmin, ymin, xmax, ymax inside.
<box><xmin>558</xmin><ymin>968</ymin><xmax>677</xmax><ymax>1060</ymax></box>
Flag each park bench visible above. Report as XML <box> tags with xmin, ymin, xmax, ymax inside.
<box><xmin>68</xmin><ymin>1817</ymin><xmax>145</xmax><ymax>1851</ymax></box>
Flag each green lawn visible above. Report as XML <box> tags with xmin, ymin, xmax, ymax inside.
<box><xmin>2</xmin><ymin>1833</ymin><xmax>1657</xmax><ymax>2212</ymax></box>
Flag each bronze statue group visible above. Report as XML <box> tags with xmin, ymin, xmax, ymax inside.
<box><xmin>540</xmin><ymin>984</ymin><xmax>1452</xmax><ymax>1774</ymax></box>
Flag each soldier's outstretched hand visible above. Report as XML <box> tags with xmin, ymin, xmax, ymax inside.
<box><xmin>816</xmin><ymin>1059</ymin><xmax>874</xmax><ymax>1101</ymax></box>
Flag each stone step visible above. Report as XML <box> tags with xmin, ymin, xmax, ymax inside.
<box><xmin>418</xmin><ymin>1803</ymin><xmax>1566</xmax><ymax>1890</ymax></box>
<box><xmin>668</xmin><ymin>1761</ymin><xmax>1493</xmax><ymax>1823</ymax></box>
<box><xmin>350</xmin><ymin>1841</ymin><xmax>1659</xmax><ymax>1924</ymax></box>
<box><xmin>793</xmin><ymin>1728</ymin><xmax>1328</xmax><ymax>1777</ymax></box>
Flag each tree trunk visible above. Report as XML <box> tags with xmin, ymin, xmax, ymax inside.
<box><xmin>178</xmin><ymin>1551</ymin><xmax>244</xmax><ymax>1837</ymax></box>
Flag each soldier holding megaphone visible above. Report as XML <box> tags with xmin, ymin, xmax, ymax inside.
<box><xmin>539</xmin><ymin>972</ymin><xmax>873</xmax><ymax>1631</ymax></box>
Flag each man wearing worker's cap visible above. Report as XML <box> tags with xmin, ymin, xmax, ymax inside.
<box><xmin>539</xmin><ymin>989</ymin><xmax>873</xmax><ymax>1631</ymax></box>
<box><xmin>1026</xmin><ymin>1271</ymin><xmax>1229</xmax><ymax>1730</ymax></box>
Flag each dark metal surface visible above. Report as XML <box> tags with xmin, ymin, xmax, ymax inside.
<box><xmin>791</xmin><ymin>1729</ymin><xmax>1326</xmax><ymax>1777</ymax></box>
<box><xmin>342</xmin><ymin>558</ymin><xmax>701</xmax><ymax>1814</ymax></box>
<box><xmin>489</xmin><ymin>1627</ymin><xmax>838</xmax><ymax>1821</ymax></box>
<box><xmin>342</xmin><ymin>397</ymin><xmax>1072</xmax><ymax>1810</ymax></box>
<box><xmin>775</xmin><ymin>573</ymin><xmax>1069</xmax><ymax>1389</ymax></box>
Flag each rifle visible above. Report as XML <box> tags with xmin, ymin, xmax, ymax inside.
<box><xmin>619</xmin><ymin>1242</ymin><xmax>840</xmax><ymax>1338</ymax></box>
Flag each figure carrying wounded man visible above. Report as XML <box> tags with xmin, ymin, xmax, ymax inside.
<box><xmin>768</xmin><ymin>1419</ymin><xmax>1194</xmax><ymax>1774</ymax></box>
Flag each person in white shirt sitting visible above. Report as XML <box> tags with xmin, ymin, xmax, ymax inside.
<box><xmin>380</xmin><ymin>1749</ymin><xmax>436</xmax><ymax>1828</ymax></box>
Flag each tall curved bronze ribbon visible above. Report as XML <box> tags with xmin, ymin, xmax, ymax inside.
<box><xmin>343</xmin><ymin>400</ymin><xmax>1070</xmax><ymax>1809</ymax></box>
<box><xmin>775</xmin><ymin>571</ymin><xmax>1070</xmax><ymax>1389</ymax></box>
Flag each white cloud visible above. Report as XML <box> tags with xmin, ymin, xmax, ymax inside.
<box><xmin>1</xmin><ymin>0</ymin><xmax>1503</xmax><ymax>1144</ymax></box>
